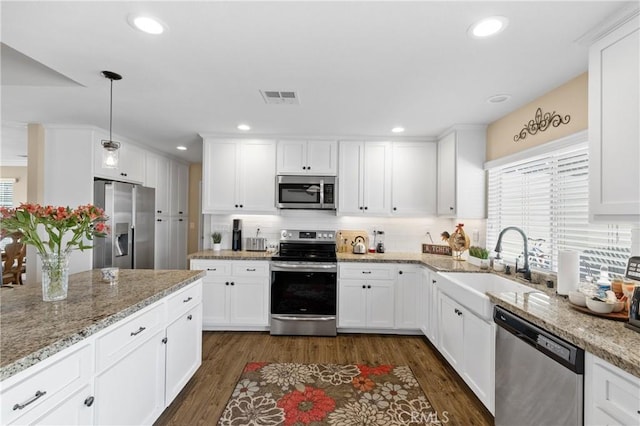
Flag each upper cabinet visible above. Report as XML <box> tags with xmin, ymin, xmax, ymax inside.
<box><xmin>391</xmin><ymin>142</ymin><xmax>437</xmax><ymax>216</ymax></box>
<box><xmin>277</xmin><ymin>140</ymin><xmax>337</xmax><ymax>175</ymax></box>
<box><xmin>145</xmin><ymin>153</ymin><xmax>171</xmax><ymax>215</ymax></box>
<box><xmin>437</xmin><ymin>126</ymin><xmax>486</xmax><ymax>218</ymax></box>
<box><xmin>170</xmin><ymin>161</ymin><xmax>189</xmax><ymax>216</ymax></box>
<box><xmin>588</xmin><ymin>14</ymin><xmax>640</xmax><ymax>223</ymax></box>
<box><xmin>338</xmin><ymin>141</ymin><xmax>392</xmax><ymax>215</ymax></box>
<box><xmin>202</xmin><ymin>138</ymin><xmax>277</xmax><ymax>214</ymax></box>
<box><xmin>93</xmin><ymin>132</ymin><xmax>145</xmax><ymax>184</ymax></box>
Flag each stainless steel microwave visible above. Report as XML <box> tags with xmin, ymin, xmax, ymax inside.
<box><xmin>276</xmin><ymin>175</ymin><xmax>337</xmax><ymax>210</ymax></box>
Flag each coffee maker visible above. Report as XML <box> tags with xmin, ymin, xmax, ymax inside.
<box><xmin>232</xmin><ymin>219</ymin><xmax>242</xmax><ymax>251</ymax></box>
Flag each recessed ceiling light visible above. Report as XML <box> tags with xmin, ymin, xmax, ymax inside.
<box><xmin>391</xmin><ymin>126</ymin><xmax>405</xmax><ymax>133</ymax></box>
<box><xmin>468</xmin><ymin>16</ymin><xmax>508</xmax><ymax>38</ymax></box>
<box><xmin>487</xmin><ymin>94</ymin><xmax>512</xmax><ymax>104</ymax></box>
<box><xmin>128</xmin><ymin>15</ymin><xmax>165</xmax><ymax>35</ymax></box>
<box><xmin>176</xmin><ymin>146</ymin><xmax>187</xmax><ymax>151</ymax></box>
<box><xmin>237</xmin><ymin>124</ymin><xmax>251</xmax><ymax>131</ymax></box>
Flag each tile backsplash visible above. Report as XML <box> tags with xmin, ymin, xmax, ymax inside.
<box><xmin>202</xmin><ymin>211</ymin><xmax>486</xmax><ymax>253</ymax></box>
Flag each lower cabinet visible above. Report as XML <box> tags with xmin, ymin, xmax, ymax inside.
<box><xmin>584</xmin><ymin>352</ymin><xmax>640</xmax><ymax>426</ymax></box>
<box><xmin>394</xmin><ymin>265</ymin><xmax>421</xmax><ymax>330</ymax></box>
<box><xmin>0</xmin><ymin>279</ymin><xmax>203</xmax><ymax>426</ymax></box>
<box><xmin>436</xmin><ymin>291</ymin><xmax>495</xmax><ymax>414</ymax></box>
<box><xmin>190</xmin><ymin>260</ymin><xmax>269</xmax><ymax>329</ymax></box>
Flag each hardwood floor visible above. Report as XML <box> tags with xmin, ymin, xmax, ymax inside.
<box><xmin>155</xmin><ymin>332</ymin><xmax>494</xmax><ymax>425</ymax></box>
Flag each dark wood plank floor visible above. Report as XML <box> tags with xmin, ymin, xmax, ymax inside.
<box><xmin>155</xmin><ymin>332</ymin><xmax>494</xmax><ymax>425</ymax></box>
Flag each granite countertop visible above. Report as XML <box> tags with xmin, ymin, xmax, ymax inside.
<box><xmin>0</xmin><ymin>269</ymin><xmax>204</xmax><ymax>381</ymax></box>
<box><xmin>189</xmin><ymin>249</ymin><xmax>273</xmax><ymax>260</ymax></box>
<box><xmin>488</xmin><ymin>291</ymin><xmax>640</xmax><ymax>379</ymax></box>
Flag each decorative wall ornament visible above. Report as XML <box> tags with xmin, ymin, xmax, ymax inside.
<box><xmin>514</xmin><ymin>107</ymin><xmax>571</xmax><ymax>142</ymax></box>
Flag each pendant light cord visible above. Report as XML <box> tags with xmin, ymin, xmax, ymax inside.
<box><xmin>109</xmin><ymin>77</ymin><xmax>113</xmax><ymax>141</ymax></box>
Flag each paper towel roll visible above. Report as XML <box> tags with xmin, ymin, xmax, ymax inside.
<box><xmin>558</xmin><ymin>250</ymin><xmax>580</xmax><ymax>295</ymax></box>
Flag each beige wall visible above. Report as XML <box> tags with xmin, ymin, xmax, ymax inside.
<box><xmin>0</xmin><ymin>166</ymin><xmax>28</xmax><ymax>206</ymax></box>
<box><xmin>486</xmin><ymin>72</ymin><xmax>587</xmax><ymax>161</ymax></box>
<box><xmin>188</xmin><ymin>163</ymin><xmax>202</xmax><ymax>255</ymax></box>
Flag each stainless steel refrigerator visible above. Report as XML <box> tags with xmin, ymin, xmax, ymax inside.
<box><xmin>93</xmin><ymin>180</ymin><xmax>155</xmax><ymax>269</ymax></box>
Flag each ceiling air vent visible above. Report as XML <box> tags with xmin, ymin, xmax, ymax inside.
<box><xmin>260</xmin><ymin>90</ymin><xmax>300</xmax><ymax>105</ymax></box>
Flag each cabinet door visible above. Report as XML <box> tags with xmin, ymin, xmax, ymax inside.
<box><xmin>362</xmin><ymin>142</ymin><xmax>391</xmax><ymax>215</ymax></box>
<box><xmin>437</xmin><ymin>132</ymin><xmax>456</xmax><ymax>216</ymax></box>
<box><xmin>94</xmin><ymin>329</ymin><xmax>166</xmax><ymax>426</ymax></box>
<box><xmin>307</xmin><ymin>140</ymin><xmax>337</xmax><ymax>175</ymax></box>
<box><xmin>119</xmin><ymin>143</ymin><xmax>145</xmax><ymax>184</ymax></box>
<box><xmin>229</xmin><ymin>278</ymin><xmax>269</xmax><ymax>326</ymax></box>
<box><xmin>392</xmin><ymin>142</ymin><xmax>436</xmax><ymax>215</ymax></box>
<box><xmin>337</xmin><ymin>142</ymin><xmax>364</xmax><ymax>214</ymax></box>
<box><xmin>395</xmin><ymin>266</ymin><xmax>421</xmax><ymax>330</ymax></box>
<box><xmin>169</xmin><ymin>217</ymin><xmax>188</xmax><ymax>270</ymax></box>
<box><xmin>437</xmin><ymin>292</ymin><xmax>463</xmax><ymax>370</ymax></box>
<box><xmin>462</xmin><ymin>309</ymin><xmax>495</xmax><ymax>413</ymax></box>
<box><xmin>589</xmin><ymin>19</ymin><xmax>640</xmax><ymax>220</ymax></box>
<box><xmin>165</xmin><ymin>304</ymin><xmax>203</xmax><ymax>404</ymax></box>
<box><xmin>338</xmin><ymin>279</ymin><xmax>367</xmax><ymax>327</ymax></box>
<box><xmin>146</xmin><ymin>154</ymin><xmax>171</xmax><ymax>215</ymax></box>
<box><xmin>427</xmin><ymin>277</ymin><xmax>438</xmax><ymax>344</ymax></box>
<box><xmin>170</xmin><ymin>161</ymin><xmax>189</xmax><ymax>216</ymax></box>
<box><xmin>201</xmin><ymin>275</ymin><xmax>230</xmax><ymax>326</ymax></box>
<box><xmin>238</xmin><ymin>140</ymin><xmax>277</xmax><ymax>212</ymax></box>
<box><xmin>154</xmin><ymin>217</ymin><xmax>170</xmax><ymax>269</ymax></box>
<box><xmin>277</xmin><ymin>140</ymin><xmax>307</xmax><ymax>174</ymax></box>
<box><xmin>367</xmin><ymin>280</ymin><xmax>395</xmax><ymax>329</ymax></box>
<box><xmin>202</xmin><ymin>140</ymin><xmax>238</xmax><ymax>212</ymax></box>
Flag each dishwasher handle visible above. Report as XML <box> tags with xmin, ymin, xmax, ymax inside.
<box><xmin>494</xmin><ymin>306</ymin><xmax>584</xmax><ymax>374</ymax></box>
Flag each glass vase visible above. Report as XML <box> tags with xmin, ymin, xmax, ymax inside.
<box><xmin>40</xmin><ymin>252</ymin><xmax>70</xmax><ymax>301</ymax></box>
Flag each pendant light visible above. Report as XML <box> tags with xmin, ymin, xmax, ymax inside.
<box><xmin>101</xmin><ymin>70</ymin><xmax>123</xmax><ymax>169</ymax></box>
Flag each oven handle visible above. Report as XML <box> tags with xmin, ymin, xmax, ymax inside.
<box><xmin>272</xmin><ymin>315</ymin><xmax>336</xmax><ymax>321</ymax></box>
<box><xmin>271</xmin><ymin>262</ymin><xmax>337</xmax><ymax>272</ymax></box>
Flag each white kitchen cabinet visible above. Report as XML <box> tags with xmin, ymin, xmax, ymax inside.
<box><xmin>588</xmin><ymin>16</ymin><xmax>640</xmax><ymax>222</ymax></box>
<box><xmin>584</xmin><ymin>352</ymin><xmax>640</xmax><ymax>426</ymax></box>
<box><xmin>436</xmin><ymin>290</ymin><xmax>495</xmax><ymax>414</ymax></box>
<box><xmin>145</xmin><ymin>153</ymin><xmax>171</xmax><ymax>216</ymax></box>
<box><xmin>436</xmin><ymin>126</ymin><xmax>486</xmax><ymax>218</ymax></box>
<box><xmin>338</xmin><ymin>141</ymin><xmax>392</xmax><ymax>215</ymax></box>
<box><xmin>170</xmin><ymin>161</ymin><xmax>189</xmax><ymax>217</ymax></box>
<box><xmin>190</xmin><ymin>260</ymin><xmax>269</xmax><ymax>329</ymax></box>
<box><xmin>338</xmin><ymin>263</ymin><xmax>395</xmax><ymax>329</ymax></box>
<box><xmin>169</xmin><ymin>216</ymin><xmax>188</xmax><ymax>269</ymax></box>
<box><xmin>93</xmin><ymin>133</ymin><xmax>145</xmax><ymax>184</ymax></box>
<box><xmin>202</xmin><ymin>138</ymin><xmax>277</xmax><ymax>214</ymax></box>
<box><xmin>154</xmin><ymin>216</ymin><xmax>170</xmax><ymax>269</ymax></box>
<box><xmin>391</xmin><ymin>142</ymin><xmax>437</xmax><ymax>216</ymax></box>
<box><xmin>394</xmin><ymin>265</ymin><xmax>422</xmax><ymax>330</ymax></box>
<box><xmin>277</xmin><ymin>140</ymin><xmax>337</xmax><ymax>175</ymax></box>
<box><xmin>420</xmin><ymin>267</ymin><xmax>438</xmax><ymax>344</ymax></box>
<box><xmin>0</xmin><ymin>344</ymin><xmax>93</xmax><ymax>426</ymax></box>
<box><xmin>165</xmin><ymin>290</ymin><xmax>202</xmax><ymax>405</ymax></box>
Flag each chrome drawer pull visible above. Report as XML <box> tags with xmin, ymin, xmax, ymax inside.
<box><xmin>183</xmin><ymin>296</ymin><xmax>193</xmax><ymax>303</ymax></box>
<box><xmin>130</xmin><ymin>326</ymin><xmax>146</xmax><ymax>336</ymax></box>
<box><xmin>13</xmin><ymin>390</ymin><xmax>47</xmax><ymax>410</ymax></box>
<box><xmin>246</xmin><ymin>268</ymin><xmax>256</xmax><ymax>271</ymax></box>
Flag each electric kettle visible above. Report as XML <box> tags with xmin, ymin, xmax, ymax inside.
<box><xmin>352</xmin><ymin>236</ymin><xmax>367</xmax><ymax>254</ymax></box>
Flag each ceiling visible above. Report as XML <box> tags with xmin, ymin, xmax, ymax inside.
<box><xmin>0</xmin><ymin>1</ymin><xmax>632</xmax><ymax>164</ymax></box>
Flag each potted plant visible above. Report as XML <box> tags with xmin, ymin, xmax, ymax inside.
<box><xmin>211</xmin><ymin>232</ymin><xmax>222</xmax><ymax>252</ymax></box>
<box><xmin>468</xmin><ymin>246</ymin><xmax>490</xmax><ymax>269</ymax></box>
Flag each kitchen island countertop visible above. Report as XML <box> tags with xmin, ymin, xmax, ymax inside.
<box><xmin>0</xmin><ymin>269</ymin><xmax>204</xmax><ymax>381</ymax></box>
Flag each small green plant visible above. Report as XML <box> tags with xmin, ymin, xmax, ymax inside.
<box><xmin>469</xmin><ymin>246</ymin><xmax>489</xmax><ymax>259</ymax></box>
<box><xmin>212</xmin><ymin>232</ymin><xmax>222</xmax><ymax>244</ymax></box>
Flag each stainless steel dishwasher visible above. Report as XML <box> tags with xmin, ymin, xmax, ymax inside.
<box><xmin>494</xmin><ymin>306</ymin><xmax>585</xmax><ymax>426</ymax></box>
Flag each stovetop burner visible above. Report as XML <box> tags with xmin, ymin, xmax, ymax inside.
<box><xmin>273</xmin><ymin>229</ymin><xmax>337</xmax><ymax>263</ymax></box>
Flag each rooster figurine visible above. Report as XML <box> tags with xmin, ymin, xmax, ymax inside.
<box><xmin>446</xmin><ymin>223</ymin><xmax>470</xmax><ymax>260</ymax></box>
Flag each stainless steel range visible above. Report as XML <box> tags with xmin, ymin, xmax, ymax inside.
<box><xmin>270</xmin><ymin>229</ymin><xmax>337</xmax><ymax>336</ymax></box>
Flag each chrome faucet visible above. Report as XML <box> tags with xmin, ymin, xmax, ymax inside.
<box><xmin>494</xmin><ymin>226</ymin><xmax>531</xmax><ymax>281</ymax></box>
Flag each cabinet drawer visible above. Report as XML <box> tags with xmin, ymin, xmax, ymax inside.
<box><xmin>167</xmin><ymin>280</ymin><xmax>203</xmax><ymax>321</ymax></box>
<box><xmin>190</xmin><ymin>260</ymin><xmax>231</xmax><ymax>276</ymax></box>
<box><xmin>1</xmin><ymin>344</ymin><xmax>92</xmax><ymax>425</ymax></box>
<box><xmin>339</xmin><ymin>264</ymin><xmax>396</xmax><ymax>280</ymax></box>
<box><xmin>232</xmin><ymin>262</ymin><xmax>269</xmax><ymax>277</ymax></box>
<box><xmin>95</xmin><ymin>303</ymin><xmax>164</xmax><ymax>372</ymax></box>
<box><xmin>589</xmin><ymin>354</ymin><xmax>640</xmax><ymax>425</ymax></box>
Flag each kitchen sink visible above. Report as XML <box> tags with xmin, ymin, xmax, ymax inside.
<box><xmin>437</xmin><ymin>272</ymin><xmax>539</xmax><ymax>320</ymax></box>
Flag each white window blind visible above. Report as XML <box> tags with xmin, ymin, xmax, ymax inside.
<box><xmin>0</xmin><ymin>178</ymin><xmax>15</xmax><ymax>208</ymax></box>
<box><xmin>487</xmin><ymin>142</ymin><xmax>631</xmax><ymax>278</ymax></box>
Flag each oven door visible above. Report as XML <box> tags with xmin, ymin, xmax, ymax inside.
<box><xmin>270</xmin><ymin>262</ymin><xmax>337</xmax><ymax>336</ymax></box>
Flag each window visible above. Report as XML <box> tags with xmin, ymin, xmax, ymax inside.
<box><xmin>0</xmin><ymin>178</ymin><xmax>15</xmax><ymax>208</ymax></box>
<box><xmin>486</xmin><ymin>135</ymin><xmax>631</xmax><ymax>278</ymax></box>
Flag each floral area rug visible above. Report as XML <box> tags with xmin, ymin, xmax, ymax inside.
<box><xmin>218</xmin><ymin>362</ymin><xmax>439</xmax><ymax>425</ymax></box>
